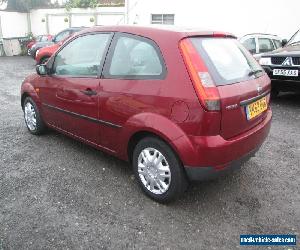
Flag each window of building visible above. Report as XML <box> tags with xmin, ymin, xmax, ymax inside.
<box><xmin>151</xmin><ymin>14</ymin><xmax>174</xmax><ymax>25</ymax></box>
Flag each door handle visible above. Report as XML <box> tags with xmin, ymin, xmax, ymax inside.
<box><xmin>81</xmin><ymin>88</ymin><xmax>97</xmax><ymax>96</ymax></box>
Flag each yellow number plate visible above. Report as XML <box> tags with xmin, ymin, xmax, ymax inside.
<box><xmin>245</xmin><ymin>96</ymin><xmax>268</xmax><ymax>120</ymax></box>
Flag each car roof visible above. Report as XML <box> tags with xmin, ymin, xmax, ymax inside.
<box><xmin>240</xmin><ymin>33</ymin><xmax>281</xmax><ymax>39</ymax></box>
<box><xmin>76</xmin><ymin>25</ymin><xmax>236</xmax><ymax>40</ymax></box>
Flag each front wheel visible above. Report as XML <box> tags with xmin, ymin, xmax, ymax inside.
<box><xmin>23</xmin><ymin>97</ymin><xmax>46</xmax><ymax>135</ymax></box>
<box><xmin>132</xmin><ymin>137</ymin><xmax>188</xmax><ymax>203</ymax></box>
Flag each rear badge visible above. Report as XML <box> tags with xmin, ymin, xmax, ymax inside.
<box><xmin>226</xmin><ymin>104</ymin><xmax>238</xmax><ymax>110</ymax></box>
<box><xmin>257</xmin><ymin>85</ymin><xmax>263</xmax><ymax>94</ymax></box>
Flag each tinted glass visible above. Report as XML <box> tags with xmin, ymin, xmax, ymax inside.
<box><xmin>40</xmin><ymin>35</ymin><xmax>49</xmax><ymax>42</ymax></box>
<box><xmin>273</xmin><ymin>39</ymin><xmax>282</xmax><ymax>49</ymax></box>
<box><xmin>108</xmin><ymin>36</ymin><xmax>163</xmax><ymax>78</ymax></box>
<box><xmin>258</xmin><ymin>38</ymin><xmax>274</xmax><ymax>53</ymax></box>
<box><xmin>53</xmin><ymin>33</ymin><xmax>110</xmax><ymax>76</ymax></box>
<box><xmin>54</xmin><ymin>31</ymin><xmax>70</xmax><ymax>43</ymax></box>
<box><xmin>242</xmin><ymin>38</ymin><xmax>256</xmax><ymax>54</ymax></box>
<box><xmin>191</xmin><ymin>38</ymin><xmax>263</xmax><ymax>85</ymax></box>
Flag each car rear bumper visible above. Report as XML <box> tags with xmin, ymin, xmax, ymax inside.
<box><xmin>185</xmin><ymin>146</ymin><xmax>259</xmax><ymax>181</ymax></box>
<box><xmin>183</xmin><ymin>109</ymin><xmax>272</xmax><ymax>181</ymax></box>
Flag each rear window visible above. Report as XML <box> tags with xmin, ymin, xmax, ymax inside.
<box><xmin>190</xmin><ymin>38</ymin><xmax>263</xmax><ymax>86</ymax></box>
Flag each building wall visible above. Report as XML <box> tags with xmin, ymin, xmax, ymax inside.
<box><xmin>0</xmin><ymin>7</ymin><xmax>125</xmax><ymax>39</ymax></box>
<box><xmin>127</xmin><ymin>0</ymin><xmax>300</xmax><ymax>39</ymax></box>
<box><xmin>30</xmin><ymin>7</ymin><xmax>125</xmax><ymax>36</ymax></box>
<box><xmin>0</xmin><ymin>1</ymin><xmax>299</xmax><ymax>41</ymax></box>
<box><xmin>0</xmin><ymin>11</ymin><xmax>29</xmax><ymax>38</ymax></box>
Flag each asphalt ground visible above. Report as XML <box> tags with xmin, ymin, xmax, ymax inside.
<box><xmin>0</xmin><ymin>56</ymin><xmax>299</xmax><ymax>249</ymax></box>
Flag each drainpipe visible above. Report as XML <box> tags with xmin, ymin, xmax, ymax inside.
<box><xmin>68</xmin><ymin>13</ymin><xmax>72</xmax><ymax>28</ymax></box>
<box><xmin>46</xmin><ymin>14</ymin><xmax>49</xmax><ymax>34</ymax></box>
<box><xmin>27</xmin><ymin>12</ymin><xmax>31</xmax><ymax>35</ymax></box>
<box><xmin>126</xmin><ymin>0</ymin><xmax>130</xmax><ymax>24</ymax></box>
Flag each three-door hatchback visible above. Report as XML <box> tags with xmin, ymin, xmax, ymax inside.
<box><xmin>21</xmin><ymin>26</ymin><xmax>272</xmax><ymax>202</ymax></box>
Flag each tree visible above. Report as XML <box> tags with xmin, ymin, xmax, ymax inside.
<box><xmin>0</xmin><ymin>0</ymin><xmax>51</xmax><ymax>12</ymax></box>
<box><xmin>65</xmin><ymin>0</ymin><xmax>124</xmax><ymax>10</ymax></box>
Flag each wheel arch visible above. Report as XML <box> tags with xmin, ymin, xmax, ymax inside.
<box><xmin>21</xmin><ymin>92</ymin><xmax>30</xmax><ymax>109</ymax></box>
<box><xmin>122</xmin><ymin>113</ymin><xmax>197</xmax><ymax>166</ymax></box>
<box><xmin>127</xmin><ymin>130</ymin><xmax>181</xmax><ymax>164</ymax></box>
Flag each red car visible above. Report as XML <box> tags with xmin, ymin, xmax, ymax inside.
<box><xmin>35</xmin><ymin>43</ymin><xmax>60</xmax><ymax>65</ymax></box>
<box><xmin>35</xmin><ymin>32</ymin><xmax>79</xmax><ymax>65</ymax></box>
<box><xmin>27</xmin><ymin>35</ymin><xmax>52</xmax><ymax>56</ymax></box>
<box><xmin>21</xmin><ymin>26</ymin><xmax>272</xmax><ymax>202</ymax></box>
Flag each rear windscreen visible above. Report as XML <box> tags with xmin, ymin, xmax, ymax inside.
<box><xmin>190</xmin><ymin>38</ymin><xmax>263</xmax><ymax>85</ymax></box>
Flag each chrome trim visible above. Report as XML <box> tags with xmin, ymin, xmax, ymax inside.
<box><xmin>42</xmin><ymin>103</ymin><xmax>122</xmax><ymax>129</ymax></box>
<box><xmin>240</xmin><ymin>90</ymin><xmax>270</xmax><ymax>107</ymax></box>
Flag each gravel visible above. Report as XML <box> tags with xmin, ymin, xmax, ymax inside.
<box><xmin>0</xmin><ymin>56</ymin><xmax>299</xmax><ymax>249</ymax></box>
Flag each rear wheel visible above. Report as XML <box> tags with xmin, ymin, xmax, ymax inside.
<box><xmin>132</xmin><ymin>137</ymin><xmax>188</xmax><ymax>203</ymax></box>
<box><xmin>23</xmin><ymin>97</ymin><xmax>46</xmax><ymax>135</ymax></box>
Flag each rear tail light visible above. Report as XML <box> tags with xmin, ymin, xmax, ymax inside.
<box><xmin>179</xmin><ymin>38</ymin><xmax>220</xmax><ymax>111</ymax></box>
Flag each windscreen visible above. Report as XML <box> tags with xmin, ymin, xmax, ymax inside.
<box><xmin>190</xmin><ymin>38</ymin><xmax>263</xmax><ymax>85</ymax></box>
<box><xmin>287</xmin><ymin>29</ymin><xmax>300</xmax><ymax>45</ymax></box>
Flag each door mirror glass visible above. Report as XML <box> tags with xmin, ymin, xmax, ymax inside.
<box><xmin>36</xmin><ymin>64</ymin><xmax>47</xmax><ymax>76</ymax></box>
<box><xmin>282</xmin><ymin>39</ymin><xmax>288</xmax><ymax>47</ymax></box>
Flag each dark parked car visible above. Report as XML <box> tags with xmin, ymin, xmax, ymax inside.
<box><xmin>259</xmin><ymin>29</ymin><xmax>300</xmax><ymax>96</ymax></box>
<box><xmin>27</xmin><ymin>34</ymin><xmax>53</xmax><ymax>56</ymax></box>
<box><xmin>30</xmin><ymin>27</ymin><xmax>84</xmax><ymax>59</ymax></box>
<box><xmin>21</xmin><ymin>26</ymin><xmax>272</xmax><ymax>202</ymax></box>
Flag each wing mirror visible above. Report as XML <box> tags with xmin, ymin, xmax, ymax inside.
<box><xmin>282</xmin><ymin>39</ymin><xmax>288</xmax><ymax>47</ymax></box>
<box><xmin>36</xmin><ymin>64</ymin><xmax>47</xmax><ymax>76</ymax></box>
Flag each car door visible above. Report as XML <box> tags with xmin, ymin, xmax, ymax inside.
<box><xmin>99</xmin><ymin>33</ymin><xmax>167</xmax><ymax>152</ymax></box>
<box><xmin>40</xmin><ymin>32</ymin><xmax>112</xmax><ymax>145</ymax></box>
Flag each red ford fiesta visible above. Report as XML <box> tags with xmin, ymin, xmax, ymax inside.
<box><xmin>21</xmin><ymin>26</ymin><xmax>272</xmax><ymax>202</ymax></box>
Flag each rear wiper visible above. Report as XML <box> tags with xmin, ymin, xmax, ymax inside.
<box><xmin>248</xmin><ymin>69</ymin><xmax>263</xmax><ymax>77</ymax></box>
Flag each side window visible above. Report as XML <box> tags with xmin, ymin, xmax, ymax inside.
<box><xmin>242</xmin><ymin>38</ymin><xmax>256</xmax><ymax>54</ymax></box>
<box><xmin>40</xmin><ymin>35</ymin><xmax>48</xmax><ymax>42</ymax></box>
<box><xmin>273</xmin><ymin>39</ymin><xmax>282</xmax><ymax>49</ymax></box>
<box><xmin>53</xmin><ymin>31</ymin><xmax>70</xmax><ymax>43</ymax></box>
<box><xmin>53</xmin><ymin>33</ymin><xmax>110</xmax><ymax>76</ymax></box>
<box><xmin>105</xmin><ymin>34</ymin><xmax>165</xmax><ymax>79</ymax></box>
<box><xmin>258</xmin><ymin>38</ymin><xmax>274</xmax><ymax>53</ymax></box>
<box><xmin>36</xmin><ymin>36</ymin><xmax>42</xmax><ymax>42</ymax></box>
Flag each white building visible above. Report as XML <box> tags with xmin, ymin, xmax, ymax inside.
<box><xmin>1</xmin><ymin>0</ymin><xmax>300</xmax><ymax>55</ymax></box>
<box><xmin>126</xmin><ymin>0</ymin><xmax>300</xmax><ymax>39</ymax></box>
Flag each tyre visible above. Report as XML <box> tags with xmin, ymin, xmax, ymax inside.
<box><xmin>132</xmin><ymin>137</ymin><xmax>188</xmax><ymax>203</ymax></box>
<box><xmin>40</xmin><ymin>57</ymin><xmax>49</xmax><ymax>65</ymax></box>
<box><xmin>23</xmin><ymin>97</ymin><xmax>46</xmax><ymax>135</ymax></box>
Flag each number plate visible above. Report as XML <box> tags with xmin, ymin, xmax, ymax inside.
<box><xmin>245</xmin><ymin>97</ymin><xmax>268</xmax><ymax>120</ymax></box>
<box><xmin>273</xmin><ymin>69</ymin><xmax>298</xmax><ymax>77</ymax></box>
